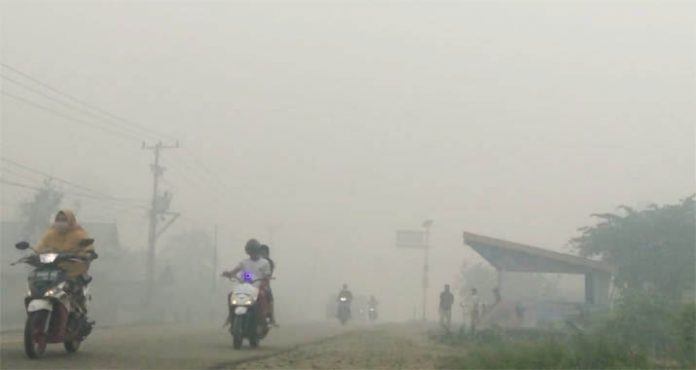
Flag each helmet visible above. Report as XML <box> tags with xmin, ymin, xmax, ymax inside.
<box><xmin>244</xmin><ymin>239</ymin><xmax>261</xmax><ymax>255</ymax></box>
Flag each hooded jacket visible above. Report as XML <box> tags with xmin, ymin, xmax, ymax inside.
<box><xmin>35</xmin><ymin>210</ymin><xmax>95</xmax><ymax>278</ymax></box>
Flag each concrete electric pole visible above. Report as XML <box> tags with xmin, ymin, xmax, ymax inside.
<box><xmin>142</xmin><ymin>141</ymin><xmax>180</xmax><ymax>300</ymax></box>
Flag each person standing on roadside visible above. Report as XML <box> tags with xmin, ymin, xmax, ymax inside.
<box><xmin>439</xmin><ymin>284</ymin><xmax>454</xmax><ymax>330</ymax></box>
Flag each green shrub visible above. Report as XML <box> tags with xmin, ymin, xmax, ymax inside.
<box><xmin>674</xmin><ymin>302</ymin><xmax>696</xmax><ymax>366</ymax></box>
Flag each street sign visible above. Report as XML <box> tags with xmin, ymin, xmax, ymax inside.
<box><xmin>396</xmin><ymin>230</ymin><xmax>426</xmax><ymax>248</ymax></box>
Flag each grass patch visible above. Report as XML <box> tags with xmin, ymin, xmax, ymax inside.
<box><xmin>436</xmin><ymin>328</ymin><xmax>651</xmax><ymax>369</ymax></box>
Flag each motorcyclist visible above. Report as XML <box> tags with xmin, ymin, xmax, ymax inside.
<box><xmin>259</xmin><ymin>244</ymin><xmax>278</xmax><ymax>326</ymax></box>
<box><xmin>34</xmin><ymin>210</ymin><xmax>95</xmax><ymax>318</ymax></box>
<box><xmin>368</xmin><ymin>295</ymin><xmax>378</xmax><ymax>308</ymax></box>
<box><xmin>368</xmin><ymin>295</ymin><xmax>378</xmax><ymax>320</ymax></box>
<box><xmin>338</xmin><ymin>284</ymin><xmax>353</xmax><ymax>302</ymax></box>
<box><xmin>222</xmin><ymin>239</ymin><xmax>272</xmax><ymax>325</ymax></box>
<box><xmin>337</xmin><ymin>284</ymin><xmax>353</xmax><ymax>319</ymax></box>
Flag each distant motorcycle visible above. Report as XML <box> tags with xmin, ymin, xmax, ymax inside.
<box><xmin>337</xmin><ymin>296</ymin><xmax>351</xmax><ymax>325</ymax></box>
<box><xmin>224</xmin><ymin>275</ymin><xmax>271</xmax><ymax>349</ymax></box>
<box><xmin>12</xmin><ymin>239</ymin><xmax>97</xmax><ymax>359</ymax></box>
<box><xmin>368</xmin><ymin>306</ymin><xmax>378</xmax><ymax>322</ymax></box>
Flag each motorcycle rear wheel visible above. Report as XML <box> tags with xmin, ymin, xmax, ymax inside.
<box><xmin>24</xmin><ymin>311</ymin><xmax>48</xmax><ymax>359</ymax></box>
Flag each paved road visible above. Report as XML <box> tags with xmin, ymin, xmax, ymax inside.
<box><xmin>0</xmin><ymin>322</ymin><xmax>345</xmax><ymax>369</ymax></box>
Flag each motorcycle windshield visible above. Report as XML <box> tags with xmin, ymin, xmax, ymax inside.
<box><xmin>232</xmin><ymin>283</ymin><xmax>259</xmax><ymax>299</ymax></box>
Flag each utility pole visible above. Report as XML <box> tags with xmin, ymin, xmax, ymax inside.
<box><xmin>212</xmin><ymin>224</ymin><xmax>218</xmax><ymax>292</ymax></box>
<box><xmin>142</xmin><ymin>141</ymin><xmax>180</xmax><ymax>301</ymax></box>
<box><xmin>422</xmin><ymin>219</ymin><xmax>433</xmax><ymax>322</ymax></box>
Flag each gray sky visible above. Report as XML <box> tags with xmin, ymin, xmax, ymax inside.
<box><xmin>1</xmin><ymin>1</ymin><xmax>694</xmax><ymax>321</ymax></box>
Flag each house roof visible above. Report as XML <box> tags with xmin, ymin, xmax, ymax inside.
<box><xmin>463</xmin><ymin>231</ymin><xmax>614</xmax><ymax>275</ymax></box>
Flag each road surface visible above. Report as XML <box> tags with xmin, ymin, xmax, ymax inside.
<box><xmin>1</xmin><ymin>322</ymin><xmax>345</xmax><ymax>369</ymax></box>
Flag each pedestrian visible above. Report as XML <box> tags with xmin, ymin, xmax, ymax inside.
<box><xmin>469</xmin><ymin>288</ymin><xmax>480</xmax><ymax>333</ymax></box>
<box><xmin>439</xmin><ymin>284</ymin><xmax>454</xmax><ymax>331</ymax></box>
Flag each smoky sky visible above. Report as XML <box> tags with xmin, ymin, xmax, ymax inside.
<box><xmin>1</xmin><ymin>1</ymin><xmax>694</xmax><ymax>320</ymax></box>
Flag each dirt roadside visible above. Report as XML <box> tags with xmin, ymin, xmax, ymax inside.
<box><xmin>232</xmin><ymin>324</ymin><xmax>460</xmax><ymax>369</ymax></box>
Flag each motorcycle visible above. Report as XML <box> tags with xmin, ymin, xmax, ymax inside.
<box><xmin>337</xmin><ymin>296</ymin><xmax>351</xmax><ymax>325</ymax></box>
<box><xmin>224</xmin><ymin>274</ymin><xmax>271</xmax><ymax>349</ymax></box>
<box><xmin>368</xmin><ymin>306</ymin><xmax>378</xmax><ymax>322</ymax></box>
<box><xmin>11</xmin><ymin>239</ymin><xmax>97</xmax><ymax>359</ymax></box>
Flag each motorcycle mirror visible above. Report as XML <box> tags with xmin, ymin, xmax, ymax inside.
<box><xmin>15</xmin><ymin>241</ymin><xmax>30</xmax><ymax>250</ymax></box>
<box><xmin>79</xmin><ymin>238</ymin><xmax>95</xmax><ymax>247</ymax></box>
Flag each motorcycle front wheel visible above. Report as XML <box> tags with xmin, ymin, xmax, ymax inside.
<box><xmin>24</xmin><ymin>311</ymin><xmax>48</xmax><ymax>359</ymax></box>
<box><xmin>232</xmin><ymin>315</ymin><xmax>244</xmax><ymax>349</ymax></box>
<box><xmin>64</xmin><ymin>339</ymin><xmax>81</xmax><ymax>353</ymax></box>
<box><xmin>249</xmin><ymin>323</ymin><xmax>259</xmax><ymax>348</ymax></box>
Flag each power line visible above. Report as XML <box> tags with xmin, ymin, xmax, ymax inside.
<box><xmin>2</xmin><ymin>91</ymin><xmax>142</xmax><ymax>143</ymax></box>
<box><xmin>1</xmin><ymin>64</ymin><xmax>232</xmax><ymax>205</ymax></box>
<box><xmin>181</xmin><ymin>147</ymin><xmax>235</xmax><ymax>196</ymax></box>
<box><xmin>1</xmin><ymin>179</ymin><xmax>147</xmax><ymax>221</ymax></box>
<box><xmin>1</xmin><ymin>74</ymin><xmax>159</xmax><ymax>142</ymax></box>
<box><xmin>0</xmin><ymin>179</ymin><xmax>47</xmax><ymax>192</ymax></box>
<box><xmin>165</xmin><ymin>153</ymin><xmax>224</xmax><ymax>196</ymax></box>
<box><xmin>1</xmin><ymin>165</ymin><xmax>44</xmax><ymax>183</ymax></box>
<box><xmin>0</xmin><ymin>177</ymin><xmax>146</xmax><ymax>205</ymax></box>
<box><xmin>1</xmin><ymin>157</ymin><xmax>148</xmax><ymax>205</ymax></box>
<box><xmin>1</xmin><ymin>64</ymin><xmax>233</xmax><ymax>228</ymax></box>
<box><xmin>0</xmin><ymin>62</ymin><xmax>177</xmax><ymax>142</ymax></box>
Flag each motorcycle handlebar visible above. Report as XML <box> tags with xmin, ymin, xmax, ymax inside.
<box><xmin>221</xmin><ymin>273</ymin><xmax>275</xmax><ymax>283</ymax></box>
<box><xmin>11</xmin><ymin>252</ymin><xmax>96</xmax><ymax>266</ymax></box>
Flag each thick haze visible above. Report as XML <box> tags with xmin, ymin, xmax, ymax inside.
<box><xmin>1</xmin><ymin>1</ymin><xmax>694</xmax><ymax>321</ymax></box>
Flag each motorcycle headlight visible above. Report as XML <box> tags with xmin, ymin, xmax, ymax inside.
<box><xmin>44</xmin><ymin>282</ymin><xmax>66</xmax><ymax>297</ymax></box>
<box><xmin>39</xmin><ymin>253</ymin><xmax>59</xmax><ymax>263</ymax></box>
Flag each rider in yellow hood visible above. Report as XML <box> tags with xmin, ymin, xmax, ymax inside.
<box><xmin>35</xmin><ymin>210</ymin><xmax>95</xmax><ymax>278</ymax></box>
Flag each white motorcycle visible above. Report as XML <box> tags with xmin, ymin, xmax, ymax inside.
<box><xmin>224</xmin><ymin>274</ymin><xmax>271</xmax><ymax>349</ymax></box>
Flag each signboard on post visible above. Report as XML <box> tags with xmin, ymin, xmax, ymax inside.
<box><xmin>396</xmin><ymin>230</ymin><xmax>426</xmax><ymax>248</ymax></box>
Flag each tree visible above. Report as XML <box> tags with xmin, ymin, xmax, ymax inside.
<box><xmin>571</xmin><ymin>196</ymin><xmax>695</xmax><ymax>304</ymax></box>
<box><xmin>18</xmin><ymin>181</ymin><xmax>63</xmax><ymax>238</ymax></box>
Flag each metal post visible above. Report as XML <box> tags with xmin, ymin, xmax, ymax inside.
<box><xmin>421</xmin><ymin>220</ymin><xmax>433</xmax><ymax>322</ymax></box>
<box><xmin>422</xmin><ymin>229</ymin><xmax>429</xmax><ymax>321</ymax></box>
<box><xmin>212</xmin><ymin>224</ymin><xmax>218</xmax><ymax>291</ymax></box>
